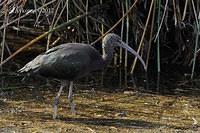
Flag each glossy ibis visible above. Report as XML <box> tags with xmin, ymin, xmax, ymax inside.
<box><xmin>18</xmin><ymin>33</ymin><xmax>147</xmax><ymax>119</ymax></box>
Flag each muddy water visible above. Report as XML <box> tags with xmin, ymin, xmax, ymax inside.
<box><xmin>0</xmin><ymin>79</ymin><xmax>200</xmax><ymax>133</ymax></box>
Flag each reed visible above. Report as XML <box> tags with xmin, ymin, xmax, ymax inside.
<box><xmin>191</xmin><ymin>0</ymin><xmax>200</xmax><ymax>79</ymax></box>
<box><xmin>0</xmin><ymin>0</ymin><xmax>200</xmax><ymax>88</ymax></box>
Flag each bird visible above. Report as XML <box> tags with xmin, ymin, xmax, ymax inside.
<box><xmin>18</xmin><ymin>33</ymin><xmax>147</xmax><ymax>119</ymax></box>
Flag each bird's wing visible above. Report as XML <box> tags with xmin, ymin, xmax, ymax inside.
<box><xmin>38</xmin><ymin>44</ymin><xmax>104</xmax><ymax>79</ymax></box>
<box><xmin>18</xmin><ymin>43</ymin><xmax>104</xmax><ymax>80</ymax></box>
<box><xmin>18</xmin><ymin>54</ymin><xmax>44</xmax><ymax>73</ymax></box>
<box><xmin>45</xmin><ymin>44</ymin><xmax>67</xmax><ymax>54</ymax></box>
<box><xmin>18</xmin><ymin>44</ymin><xmax>74</xmax><ymax>74</ymax></box>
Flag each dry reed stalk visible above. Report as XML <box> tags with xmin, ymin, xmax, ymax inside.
<box><xmin>91</xmin><ymin>0</ymin><xmax>138</xmax><ymax>45</ymax></box>
<box><xmin>1</xmin><ymin>1</ymin><xmax>8</xmax><ymax>72</ymax></box>
<box><xmin>172</xmin><ymin>0</ymin><xmax>177</xmax><ymax>26</ymax></box>
<box><xmin>0</xmin><ymin>13</ymin><xmax>90</xmax><ymax>67</ymax></box>
<box><xmin>124</xmin><ymin>0</ymin><xmax>130</xmax><ymax>88</ymax></box>
<box><xmin>124</xmin><ymin>0</ymin><xmax>129</xmax><ymax>68</ymax></box>
<box><xmin>119</xmin><ymin>0</ymin><xmax>125</xmax><ymax>88</ymax></box>
<box><xmin>182</xmin><ymin>0</ymin><xmax>189</xmax><ymax>21</ymax></box>
<box><xmin>154</xmin><ymin>0</ymin><xmax>169</xmax><ymax>42</ymax></box>
<box><xmin>47</xmin><ymin>0</ymin><xmax>69</xmax><ymax>50</ymax></box>
<box><xmin>46</xmin><ymin>1</ymin><xmax>61</xmax><ymax>50</ymax></box>
<box><xmin>120</xmin><ymin>1</ymin><xmax>124</xmax><ymax>65</ymax></box>
<box><xmin>191</xmin><ymin>0</ymin><xmax>200</xmax><ymax>79</ymax></box>
<box><xmin>146</xmin><ymin>0</ymin><xmax>156</xmax><ymax>68</ymax></box>
<box><xmin>86</xmin><ymin>0</ymin><xmax>89</xmax><ymax>43</ymax></box>
<box><xmin>0</xmin><ymin>0</ymin><xmax>56</xmax><ymax>30</ymax></box>
<box><xmin>100</xmin><ymin>0</ymin><xmax>104</xmax><ymax>87</ymax></box>
<box><xmin>130</xmin><ymin>0</ymin><xmax>155</xmax><ymax>74</ymax></box>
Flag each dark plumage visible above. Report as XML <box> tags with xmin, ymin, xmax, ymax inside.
<box><xmin>19</xmin><ymin>43</ymin><xmax>104</xmax><ymax>80</ymax></box>
<box><xmin>18</xmin><ymin>33</ymin><xmax>146</xmax><ymax>119</ymax></box>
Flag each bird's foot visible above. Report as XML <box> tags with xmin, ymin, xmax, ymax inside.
<box><xmin>70</xmin><ymin>103</ymin><xmax>76</xmax><ymax>115</ymax></box>
<box><xmin>53</xmin><ymin>98</ymin><xmax>59</xmax><ymax>119</ymax></box>
<box><xmin>53</xmin><ymin>106</ymin><xmax>58</xmax><ymax>119</ymax></box>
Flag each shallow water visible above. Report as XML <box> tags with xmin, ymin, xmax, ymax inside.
<box><xmin>0</xmin><ymin>78</ymin><xmax>200</xmax><ymax>132</ymax></box>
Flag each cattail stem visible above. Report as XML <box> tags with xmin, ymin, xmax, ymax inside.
<box><xmin>156</xmin><ymin>0</ymin><xmax>161</xmax><ymax>90</ymax></box>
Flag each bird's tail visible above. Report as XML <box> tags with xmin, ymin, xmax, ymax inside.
<box><xmin>18</xmin><ymin>54</ymin><xmax>43</xmax><ymax>74</ymax></box>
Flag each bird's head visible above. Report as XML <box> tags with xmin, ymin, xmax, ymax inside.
<box><xmin>102</xmin><ymin>33</ymin><xmax>147</xmax><ymax>71</ymax></box>
<box><xmin>102</xmin><ymin>33</ymin><xmax>122</xmax><ymax>48</ymax></box>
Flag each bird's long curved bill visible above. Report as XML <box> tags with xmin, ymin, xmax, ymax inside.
<box><xmin>121</xmin><ymin>42</ymin><xmax>147</xmax><ymax>71</ymax></box>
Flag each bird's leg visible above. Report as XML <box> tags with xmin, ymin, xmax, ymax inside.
<box><xmin>53</xmin><ymin>81</ymin><xmax>68</xmax><ymax>119</ymax></box>
<box><xmin>68</xmin><ymin>81</ymin><xmax>76</xmax><ymax>114</ymax></box>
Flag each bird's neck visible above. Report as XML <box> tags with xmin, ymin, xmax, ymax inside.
<box><xmin>102</xmin><ymin>44</ymin><xmax>114</xmax><ymax>65</ymax></box>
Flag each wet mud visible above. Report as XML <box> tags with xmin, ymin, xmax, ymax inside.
<box><xmin>0</xmin><ymin>82</ymin><xmax>200</xmax><ymax>132</ymax></box>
